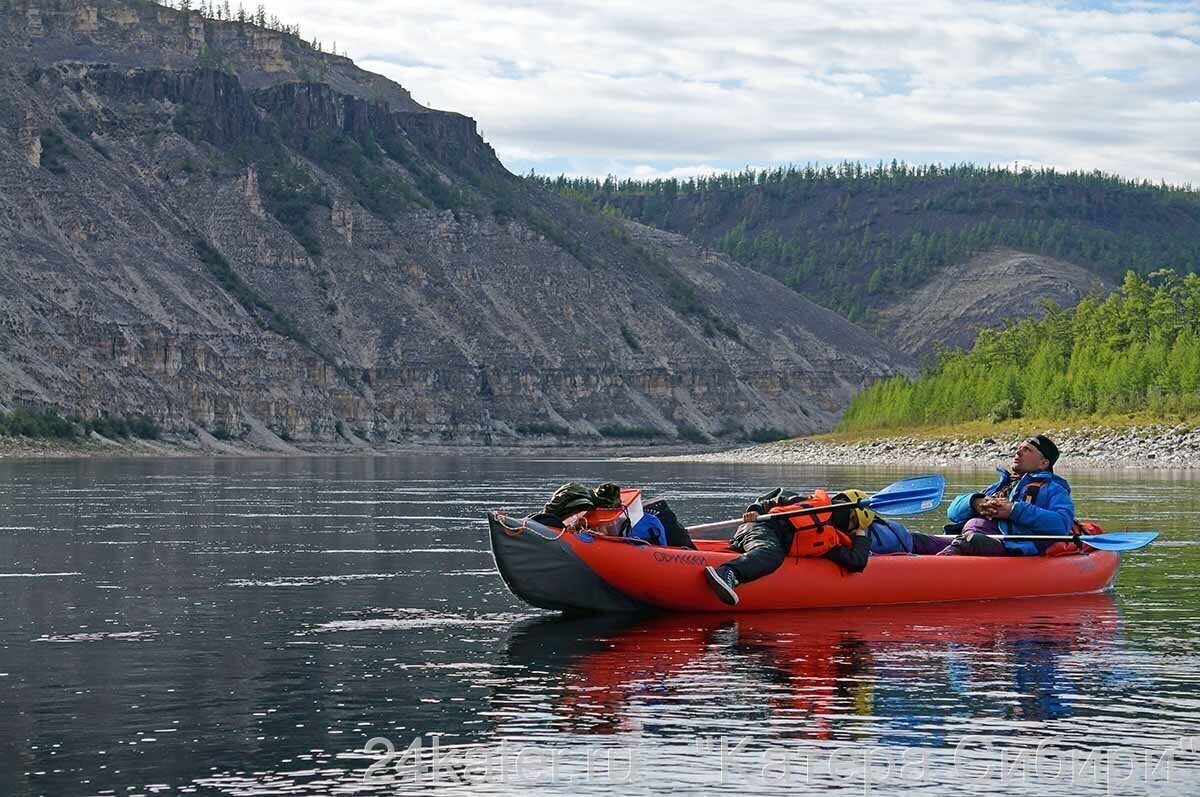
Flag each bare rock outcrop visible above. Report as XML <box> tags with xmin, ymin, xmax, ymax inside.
<box><xmin>0</xmin><ymin>0</ymin><xmax>913</xmax><ymax>446</ymax></box>
<box><xmin>1</xmin><ymin>0</ymin><xmax>422</xmax><ymax>111</ymax></box>
<box><xmin>875</xmin><ymin>248</ymin><xmax>1111</xmax><ymax>359</ymax></box>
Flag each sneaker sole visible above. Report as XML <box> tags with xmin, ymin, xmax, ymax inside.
<box><xmin>704</xmin><ymin>566</ymin><xmax>739</xmax><ymax>606</ymax></box>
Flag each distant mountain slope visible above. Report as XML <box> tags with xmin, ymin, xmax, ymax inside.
<box><xmin>535</xmin><ymin>164</ymin><xmax>1200</xmax><ymax>328</ymax></box>
<box><xmin>619</xmin><ymin>222</ymin><xmax>916</xmax><ymax>429</ymax></box>
<box><xmin>876</xmin><ymin>248</ymin><xmax>1111</xmax><ymax>358</ymax></box>
<box><xmin>0</xmin><ymin>0</ymin><xmax>912</xmax><ymax>443</ymax></box>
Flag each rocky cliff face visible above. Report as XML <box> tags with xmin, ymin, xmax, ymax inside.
<box><xmin>0</xmin><ymin>0</ymin><xmax>912</xmax><ymax>445</ymax></box>
<box><xmin>6</xmin><ymin>0</ymin><xmax>421</xmax><ymax>109</ymax></box>
<box><xmin>876</xmin><ymin>248</ymin><xmax>1111</xmax><ymax>359</ymax></box>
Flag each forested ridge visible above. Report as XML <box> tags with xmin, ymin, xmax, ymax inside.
<box><xmin>838</xmin><ymin>270</ymin><xmax>1200</xmax><ymax>431</ymax></box>
<box><xmin>532</xmin><ymin>164</ymin><xmax>1200</xmax><ymax>320</ymax></box>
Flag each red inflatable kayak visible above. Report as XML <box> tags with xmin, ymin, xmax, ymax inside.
<box><xmin>488</xmin><ymin>512</ymin><xmax>1121</xmax><ymax>613</ymax></box>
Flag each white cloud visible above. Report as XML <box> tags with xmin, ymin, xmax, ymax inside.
<box><xmin>268</xmin><ymin>0</ymin><xmax>1200</xmax><ymax>184</ymax></box>
<box><xmin>625</xmin><ymin>163</ymin><xmax>747</xmax><ymax>180</ymax></box>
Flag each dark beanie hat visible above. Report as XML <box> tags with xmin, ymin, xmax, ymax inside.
<box><xmin>1026</xmin><ymin>434</ymin><xmax>1060</xmax><ymax>467</ymax></box>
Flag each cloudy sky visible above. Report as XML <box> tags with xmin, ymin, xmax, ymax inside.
<box><xmin>266</xmin><ymin>1</ymin><xmax>1200</xmax><ymax>183</ymax></box>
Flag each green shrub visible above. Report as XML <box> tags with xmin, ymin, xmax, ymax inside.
<box><xmin>620</xmin><ymin>324</ymin><xmax>641</xmax><ymax>351</ymax></box>
<box><xmin>515</xmin><ymin>421</ymin><xmax>571</xmax><ymax>436</ymax></box>
<box><xmin>194</xmin><ymin>238</ymin><xmax>307</xmax><ymax>344</ymax></box>
<box><xmin>59</xmin><ymin>109</ymin><xmax>95</xmax><ymax>139</ymax></box>
<box><xmin>633</xmin><ymin>246</ymin><xmax>741</xmax><ymax>342</ymax></box>
<box><xmin>82</xmin><ymin>414</ymin><xmax>161</xmax><ymax>440</ymax></box>
<box><xmin>988</xmin><ymin>399</ymin><xmax>1021</xmax><ymax>424</ymax></box>
<box><xmin>262</xmin><ymin>180</ymin><xmax>326</xmax><ymax>256</ymax></box>
<box><xmin>596</xmin><ymin>423</ymin><xmax>663</xmax><ymax>439</ymax></box>
<box><xmin>128</xmin><ymin>416</ymin><xmax>161</xmax><ymax>439</ymax></box>
<box><xmin>0</xmin><ymin>409</ymin><xmax>78</xmax><ymax>439</ymax></box>
<box><xmin>211</xmin><ymin>424</ymin><xmax>238</xmax><ymax>441</ymax></box>
<box><xmin>87</xmin><ymin>416</ymin><xmax>130</xmax><ymax>439</ymax></box>
<box><xmin>748</xmin><ymin>427</ymin><xmax>790</xmax><ymax>443</ymax></box>
<box><xmin>39</xmin><ymin>129</ymin><xmax>73</xmax><ymax>174</ymax></box>
<box><xmin>676</xmin><ymin>423</ymin><xmax>710</xmax><ymax>443</ymax></box>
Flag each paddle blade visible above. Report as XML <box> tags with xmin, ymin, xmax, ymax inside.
<box><xmin>1080</xmin><ymin>531</ymin><xmax>1160</xmax><ymax>552</ymax></box>
<box><xmin>861</xmin><ymin>475</ymin><xmax>946</xmax><ymax>516</ymax></box>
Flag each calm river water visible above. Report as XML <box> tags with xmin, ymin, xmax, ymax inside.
<box><xmin>1</xmin><ymin>456</ymin><xmax>1198</xmax><ymax>796</ymax></box>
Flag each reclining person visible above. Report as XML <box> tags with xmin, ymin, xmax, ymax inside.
<box><xmin>703</xmin><ymin>488</ymin><xmax>871</xmax><ymax>606</ymax></box>
<box><xmin>702</xmin><ymin>486</ymin><xmax>958</xmax><ymax>604</ymax></box>
<box><xmin>939</xmin><ymin>434</ymin><xmax>1074</xmax><ymax>556</ymax></box>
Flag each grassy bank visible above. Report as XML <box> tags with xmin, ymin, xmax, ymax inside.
<box><xmin>816</xmin><ymin>412</ymin><xmax>1200</xmax><ymax>444</ymax></box>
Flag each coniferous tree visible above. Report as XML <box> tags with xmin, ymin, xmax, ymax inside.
<box><xmin>532</xmin><ymin>164</ymin><xmax>1200</xmax><ymax>320</ymax></box>
<box><xmin>838</xmin><ymin>270</ymin><xmax>1200</xmax><ymax>430</ymax></box>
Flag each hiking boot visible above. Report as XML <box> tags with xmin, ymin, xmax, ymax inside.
<box><xmin>704</xmin><ymin>565</ymin><xmax>739</xmax><ymax>606</ymax></box>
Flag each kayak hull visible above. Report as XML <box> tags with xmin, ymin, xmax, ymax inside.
<box><xmin>488</xmin><ymin>513</ymin><xmax>1121</xmax><ymax>614</ymax></box>
<box><xmin>489</xmin><ymin>513</ymin><xmax>647</xmax><ymax>613</ymax></box>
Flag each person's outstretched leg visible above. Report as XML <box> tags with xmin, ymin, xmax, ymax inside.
<box><xmin>938</xmin><ymin>518</ymin><xmax>1010</xmax><ymax>556</ymax></box>
<box><xmin>910</xmin><ymin>532</ymin><xmax>954</xmax><ymax>555</ymax></box>
<box><xmin>704</xmin><ymin>521</ymin><xmax>787</xmax><ymax>605</ymax></box>
<box><xmin>724</xmin><ymin>521</ymin><xmax>788</xmax><ymax>581</ymax></box>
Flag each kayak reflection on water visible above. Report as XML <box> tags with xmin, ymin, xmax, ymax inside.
<box><xmin>497</xmin><ymin>593</ymin><xmax>1121</xmax><ymax>744</ymax></box>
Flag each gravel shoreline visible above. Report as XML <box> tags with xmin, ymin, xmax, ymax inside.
<box><xmin>0</xmin><ymin>434</ymin><xmax>704</xmax><ymax>461</ymax></box>
<box><xmin>640</xmin><ymin>424</ymin><xmax>1200</xmax><ymax>470</ymax></box>
<box><xmin>5</xmin><ymin>424</ymin><xmax>1199</xmax><ymax>469</ymax></box>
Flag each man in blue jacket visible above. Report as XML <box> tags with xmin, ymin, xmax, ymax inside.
<box><xmin>941</xmin><ymin>434</ymin><xmax>1074</xmax><ymax>556</ymax></box>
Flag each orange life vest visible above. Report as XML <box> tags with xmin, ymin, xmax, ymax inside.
<box><xmin>1018</xmin><ymin>479</ymin><xmax>1049</xmax><ymax>503</ymax></box>
<box><xmin>1044</xmin><ymin>520</ymin><xmax>1104</xmax><ymax>557</ymax></box>
<box><xmin>768</xmin><ymin>489</ymin><xmax>853</xmax><ymax>558</ymax></box>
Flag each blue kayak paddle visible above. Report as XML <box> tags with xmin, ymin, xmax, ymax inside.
<box><xmin>856</xmin><ymin>475</ymin><xmax>947</xmax><ymax>515</ymax></box>
<box><xmin>988</xmin><ymin>531</ymin><xmax>1159</xmax><ymax>552</ymax></box>
<box><xmin>686</xmin><ymin>475</ymin><xmax>946</xmax><ymax>534</ymax></box>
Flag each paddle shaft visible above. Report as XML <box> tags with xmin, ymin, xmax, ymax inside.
<box><xmin>685</xmin><ymin>500</ymin><xmax>859</xmax><ymax>534</ymax></box>
<box><xmin>983</xmin><ymin>531</ymin><xmax>1159</xmax><ymax>551</ymax></box>
<box><xmin>986</xmin><ymin>534</ymin><xmax>1084</xmax><ymax>542</ymax></box>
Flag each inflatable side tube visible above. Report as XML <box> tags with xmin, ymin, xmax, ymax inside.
<box><xmin>488</xmin><ymin>513</ymin><xmax>647</xmax><ymax>614</ymax></box>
